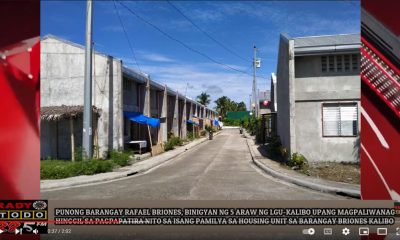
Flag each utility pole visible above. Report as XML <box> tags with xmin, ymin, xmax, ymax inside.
<box><xmin>82</xmin><ymin>0</ymin><xmax>93</xmax><ymax>160</ymax></box>
<box><xmin>184</xmin><ymin>82</ymin><xmax>188</xmax><ymax>97</ymax></box>
<box><xmin>249</xmin><ymin>94</ymin><xmax>252</xmax><ymax>113</ymax></box>
<box><xmin>252</xmin><ymin>45</ymin><xmax>258</xmax><ymax>117</ymax></box>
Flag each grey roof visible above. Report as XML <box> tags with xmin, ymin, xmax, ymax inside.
<box><xmin>294</xmin><ymin>34</ymin><xmax>360</xmax><ymax>48</ymax></box>
<box><xmin>292</xmin><ymin>33</ymin><xmax>360</xmax><ymax>56</ymax></box>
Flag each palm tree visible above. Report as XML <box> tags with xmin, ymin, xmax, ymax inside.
<box><xmin>214</xmin><ymin>96</ymin><xmax>230</xmax><ymax>119</ymax></box>
<box><xmin>196</xmin><ymin>92</ymin><xmax>211</xmax><ymax>106</ymax></box>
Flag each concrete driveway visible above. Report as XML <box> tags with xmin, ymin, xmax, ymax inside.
<box><xmin>41</xmin><ymin>128</ymin><xmax>342</xmax><ymax>200</ymax></box>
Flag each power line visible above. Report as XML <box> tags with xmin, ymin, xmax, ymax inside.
<box><xmin>117</xmin><ymin>1</ymin><xmax>268</xmax><ymax>79</ymax></box>
<box><xmin>167</xmin><ymin>1</ymin><xmax>250</xmax><ymax>63</ymax></box>
<box><xmin>113</xmin><ymin>0</ymin><xmax>142</xmax><ymax>74</ymax></box>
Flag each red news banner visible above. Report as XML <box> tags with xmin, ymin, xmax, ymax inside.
<box><xmin>0</xmin><ymin>200</ymin><xmax>48</xmax><ymax>235</ymax></box>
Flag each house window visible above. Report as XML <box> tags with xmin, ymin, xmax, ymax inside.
<box><xmin>328</xmin><ymin>55</ymin><xmax>335</xmax><ymax>72</ymax></box>
<box><xmin>321</xmin><ymin>56</ymin><xmax>327</xmax><ymax>72</ymax></box>
<box><xmin>344</xmin><ymin>55</ymin><xmax>350</xmax><ymax>72</ymax></box>
<box><xmin>351</xmin><ymin>54</ymin><xmax>359</xmax><ymax>71</ymax></box>
<box><xmin>322</xmin><ymin>103</ymin><xmax>358</xmax><ymax>137</ymax></box>
<box><xmin>321</xmin><ymin>54</ymin><xmax>357</xmax><ymax>73</ymax></box>
<box><xmin>123</xmin><ymin>79</ymin><xmax>132</xmax><ymax>91</ymax></box>
<box><xmin>336</xmin><ymin>55</ymin><xmax>343</xmax><ymax>72</ymax></box>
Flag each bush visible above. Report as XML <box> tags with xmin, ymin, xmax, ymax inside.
<box><xmin>109</xmin><ymin>150</ymin><xmax>132</xmax><ymax>167</ymax></box>
<box><xmin>287</xmin><ymin>152</ymin><xmax>308</xmax><ymax>169</ymax></box>
<box><xmin>241</xmin><ymin>116</ymin><xmax>271</xmax><ymax>143</ymax></box>
<box><xmin>265</xmin><ymin>135</ymin><xmax>282</xmax><ymax>158</ymax></box>
<box><xmin>187</xmin><ymin>132</ymin><xmax>194</xmax><ymax>141</ymax></box>
<box><xmin>164</xmin><ymin>141</ymin><xmax>174</xmax><ymax>151</ymax></box>
<box><xmin>171</xmin><ymin>136</ymin><xmax>183</xmax><ymax>146</ymax></box>
<box><xmin>164</xmin><ymin>136</ymin><xmax>183</xmax><ymax>151</ymax></box>
<box><xmin>79</xmin><ymin>160</ymin><xmax>114</xmax><ymax>175</ymax></box>
<box><xmin>223</xmin><ymin>119</ymin><xmax>242</xmax><ymax>126</ymax></box>
<box><xmin>74</xmin><ymin>147</ymin><xmax>84</xmax><ymax>161</ymax></box>
<box><xmin>73</xmin><ymin>146</ymin><xmax>101</xmax><ymax>161</ymax></box>
<box><xmin>244</xmin><ymin>116</ymin><xmax>260</xmax><ymax>136</ymax></box>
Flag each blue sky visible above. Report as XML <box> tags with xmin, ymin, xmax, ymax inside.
<box><xmin>41</xmin><ymin>1</ymin><xmax>360</xmax><ymax>109</ymax></box>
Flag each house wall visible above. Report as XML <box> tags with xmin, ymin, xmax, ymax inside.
<box><xmin>41</xmin><ymin>37</ymin><xmax>123</xmax><ymax>158</ymax></box>
<box><xmin>138</xmin><ymin>84</ymin><xmax>146</xmax><ymax>113</ymax></box>
<box><xmin>122</xmin><ymin>78</ymin><xmax>136</xmax><ymax>143</ymax></box>
<box><xmin>186</xmin><ymin>102</ymin><xmax>191</xmax><ymax>120</ymax></box>
<box><xmin>276</xmin><ymin>35</ymin><xmax>295</xmax><ymax>153</ymax></box>
<box><xmin>123</xmin><ymin>78</ymin><xmax>139</xmax><ymax>112</ymax></box>
<box><xmin>294</xmin><ymin>55</ymin><xmax>360</xmax><ymax>101</ymax></box>
<box><xmin>41</xmin><ymin>36</ymin><xmax>218</xmax><ymax>159</ymax></box>
<box><xmin>150</xmin><ymin>89</ymin><xmax>158</xmax><ymax>117</ymax></box>
<box><xmin>40</xmin><ymin>120</ymin><xmax>57</xmax><ymax>159</ymax></box>
<box><xmin>295</xmin><ymin>101</ymin><xmax>360</xmax><ymax>162</ymax></box>
<box><xmin>150</xmin><ymin>89</ymin><xmax>159</xmax><ymax>145</ymax></box>
<box><xmin>167</xmin><ymin>95</ymin><xmax>175</xmax><ymax>135</ymax></box>
<box><xmin>40</xmin><ymin>117</ymin><xmax>83</xmax><ymax>160</ymax></box>
<box><xmin>178</xmin><ymin>99</ymin><xmax>187</xmax><ymax>139</ymax></box>
<box><xmin>293</xmin><ymin>54</ymin><xmax>360</xmax><ymax>162</ymax></box>
<box><xmin>124</xmin><ymin>80</ymin><xmax>161</xmax><ymax>149</ymax></box>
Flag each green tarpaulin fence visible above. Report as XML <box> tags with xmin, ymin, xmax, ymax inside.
<box><xmin>226</xmin><ymin>111</ymin><xmax>250</xmax><ymax>120</ymax></box>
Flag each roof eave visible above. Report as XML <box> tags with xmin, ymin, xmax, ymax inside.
<box><xmin>122</xmin><ymin>67</ymin><xmax>216</xmax><ymax>113</ymax></box>
<box><xmin>294</xmin><ymin>44</ymin><xmax>360</xmax><ymax>56</ymax></box>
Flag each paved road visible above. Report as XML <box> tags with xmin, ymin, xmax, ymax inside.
<box><xmin>41</xmin><ymin>129</ymin><xmax>342</xmax><ymax>200</ymax></box>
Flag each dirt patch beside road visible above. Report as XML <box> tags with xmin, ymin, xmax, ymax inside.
<box><xmin>257</xmin><ymin>144</ymin><xmax>360</xmax><ymax>185</ymax></box>
<box><xmin>302</xmin><ymin>162</ymin><xmax>360</xmax><ymax>184</ymax></box>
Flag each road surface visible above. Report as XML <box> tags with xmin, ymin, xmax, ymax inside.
<box><xmin>41</xmin><ymin>129</ymin><xmax>342</xmax><ymax>200</ymax></box>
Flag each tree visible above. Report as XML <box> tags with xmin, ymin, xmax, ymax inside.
<box><xmin>196</xmin><ymin>92</ymin><xmax>211</xmax><ymax>106</ymax></box>
<box><xmin>215</xmin><ymin>97</ymin><xmax>248</xmax><ymax>119</ymax></box>
<box><xmin>214</xmin><ymin>96</ymin><xmax>230</xmax><ymax>119</ymax></box>
<box><xmin>237</xmin><ymin>101</ymin><xmax>247</xmax><ymax>111</ymax></box>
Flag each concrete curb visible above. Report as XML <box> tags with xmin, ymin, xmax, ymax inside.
<box><xmin>245</xmin><ymin>138</ymin><xmax>361</xmax><ymax>199</ymax></box>
<box><xmin>41</xmin><ymin>131</ymin><xmax>222</xmax><ymax>191</ymax></box>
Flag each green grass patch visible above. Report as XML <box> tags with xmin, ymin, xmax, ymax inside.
<box><xmin>41</xmin><ymin>150</ymin><xmax>134</xmax><ymax>179</ymax></box>
<box><xmin>41</xmin><ymin>160</ymin><xmax>114</xmax><ymax>179</ymax></box>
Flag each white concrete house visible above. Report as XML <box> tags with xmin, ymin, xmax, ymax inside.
<box><xmin>40</xmin><ymin>35</ymin><xmax>217</xmax><ymax>160</ymax></box>
<box><xmin>274</xmin><ymin>33</ymin><xmax>361</xmax><ymax>162</ymax></box>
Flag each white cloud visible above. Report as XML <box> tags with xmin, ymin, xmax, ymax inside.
<box><xmin>180</xmin><ymin>2</ymin><xmax>359</xmax><ymax>36</ymax></box>
<box><xmin>190</xmin><ymin>8</ymin><xmax>224</xmax><ymax>22</ymax></box>
<box><xmin>138</xmin><ymin>52</ymin><xmax>175</xmax><ymax>63</ymax></box>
